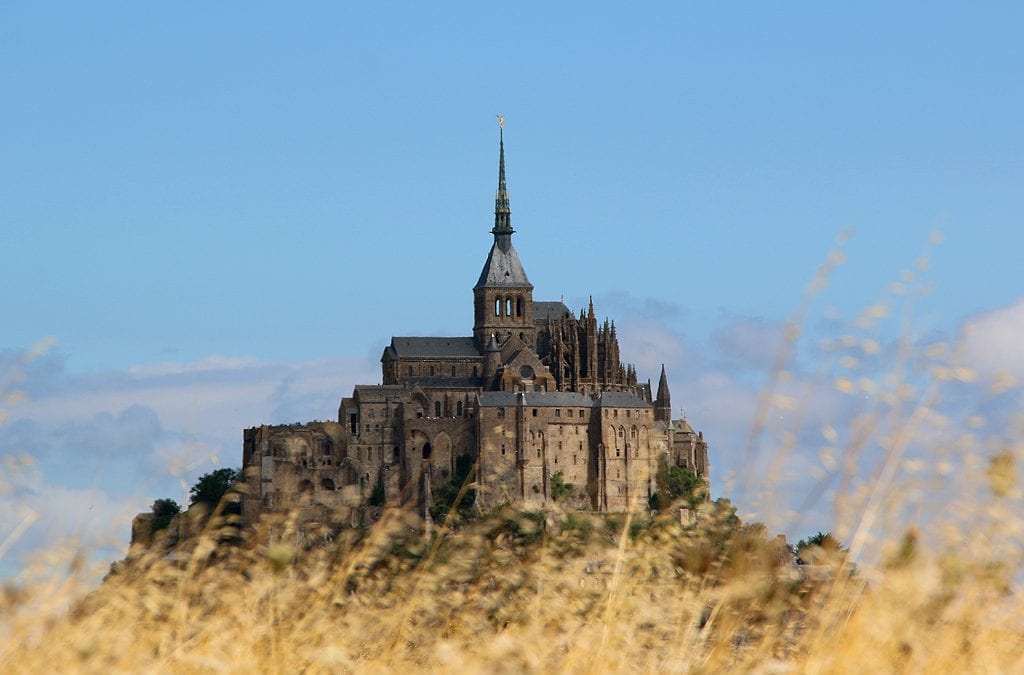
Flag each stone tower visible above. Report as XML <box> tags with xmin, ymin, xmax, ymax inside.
<box><xmin>473</xmin><ymin>128</ymin><xmax>537</xmax><ymax>349</ymax></box>
<box><xmin>655</xmin><ymin>364</ymin><xmax>672</xmax><ymax>422</ymax></box>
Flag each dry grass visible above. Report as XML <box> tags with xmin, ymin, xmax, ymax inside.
<box><xmin>1</xmin><ymin>488</ymin><xmax>1022</xmax><ymax>674</ymax></box>
<box><xmin>3</xmin><ymin>235</ymin><xmax>1024</xmax><ymax>673</ymax></box>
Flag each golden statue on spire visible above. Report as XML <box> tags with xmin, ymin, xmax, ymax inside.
<box><xmin>496</xmin><ymin>114</ymin><xmax>504</xmax><ymax>129</ymax></box>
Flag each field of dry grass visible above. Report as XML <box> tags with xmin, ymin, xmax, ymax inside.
<box><xmin>1</xmin><ymin>482</ymin><xmax>1022</xmax><ymax>674</ymax></box>
<box><xmin>3</xmin><ymin>236</ymin><xmax>1023</xmax><ymax>673</ymax></box>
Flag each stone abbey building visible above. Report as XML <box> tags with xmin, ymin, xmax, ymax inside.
<box><xmin>241</xmin><ymin>130</ymin><xmax>708</xmax><ymax>525</ymax></box>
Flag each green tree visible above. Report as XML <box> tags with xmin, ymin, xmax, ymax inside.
<box><xmin>650</xmin><ymin>462</ymin><xmax>704</xmax><ymax>511</ymax></box>
<box><xmin>430</xmin><ymin>454</ymin><xmax>476</xmax><ymax>523</ymax></box>
<box><xmin>550</xmin><ymin>471</ymin><xmax>574</xmax><ymax>501</ymax></box>
<box><xmin>189</xmin><ymin>467</ymin><xmax>240</xmax><ymax>511</ymax></box>
<box><xmin>795</xmin><ymin>531</ymin><xmax>845</xmax><ymax>565</ymax></box>
<box><xmin>151</xmin><ymin>498</ymin><xmax>181</xmax><ymax>531</ymax></box>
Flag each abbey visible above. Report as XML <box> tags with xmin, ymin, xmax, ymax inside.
<box><xmin>241</xmin><ymin>129</ymin><xmax>708</xmax><ymax>525</ymax></box>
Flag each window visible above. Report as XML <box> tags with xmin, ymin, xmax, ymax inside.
<box><xmin>614</xmin><ymin>410</ymin><xmax>618</xmax><ymax>417</ymax></box>
<box><xmin>407</xmin><ymin>365</ymin><xmax>414</xmax><ymax>376</ymax></box>
<box><xmin>579</xmin><ymin>409</ymin><xmax>585</xmax><ymax>417</ymax></box>
<box><xmin>532</xmin><ymin>408</ymin><xmax>538</xmax><ymax>417</ymax></box>
<box><xmin>457</xmin><ymin>401</ymin><xmax>464</xmax><ymax>417</ymax></box>
<box><xmin>497</xmin><ymin>407</ymin><xmax>505</xmax><ymax>418</ymax></box>
<box><xmin>495</xmin><ymin>299</ymin><xmax>501</xmax><ymax>316</ymax></box>
<box><xmin>554</xmin><ymin>455</ymin><xmax>558</xmax><ymax>464</ymax></box>
<box><xmin>393</xmin><ymin>446</ymin><xmax>399</xmax><ymax>459</ymax></box>
<box><xmin>616</xmin><ymin>448</ymin><xmax>620</xmax><ymax>457</ymax></box>
<box><xmin>506</xmin><ymin>298</ymin><xmax>512</xmax><ymax>316</ymax></box>
<box><xmin>369</xmin><ymin>409</ymin><xmax>375</xmax><ymax>419</ymax></box>
<box><xmin>451</xmin><ymin>365</ymin><xmax>456</xmax><ymax>377</ymax></box>
<box><xmin>472</xmin><ymin>366</ymin><xmax>478</xmax><ymax>377</ymax></box>
<box><xmin>555</xmin><ymin>409</ymin><xmax>561</xmax><ymax>417</ymax></box>
<box><xmin>501</xmin><ymin>445</ymin><xmax>506</xmax><ymax>455</ymax></box>
<box><xmin>434</xmin><ymin>401</ymin><xmax>441</xmax><ymax>417</ymax></box>
<box><xmin>516</xmin><ymin>297</ymin><xmax>522</xmax><ymax>317</ymax></box>
<box><xmin>536</xmin><ymin>448</ymin><xmax>541</xmax><ymax>458</ymax></box>
<box><xmin>626</xmin><ymin>410</ymin><xmax>631</xmax><ymax>418</ymax></box>
<box><xmin>365</xmin><ymin>424</ymin><xmax>370</xmax><ymax>432</ymax></box>
<box><xmin>573</xmin><ymin>454</ymin><xmax>577</xmax><ymax>465</ymax></box>
<box><xmin>430</xmin><ymin>365</ymin><xmax>435</xmax><ymax>376</ymax></box>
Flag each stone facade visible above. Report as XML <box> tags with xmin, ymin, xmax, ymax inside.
<box><xmin>241</xmin><ymin>130</ymin><xmax>709</xmax><ymax>526</ymax></box>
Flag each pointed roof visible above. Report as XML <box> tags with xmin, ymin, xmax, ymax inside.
<box><xmin>656</xmin><ymin>364</ymin><xmax>671</xmax><ymax>402</ymax></box>
<box><xmin>493</xmin><ymin>127</ymin><xmax>512</xmax><ymax>236</ymax></box>
<box><xmin>475</xmin><ymin>124</ymin><xmax>533</xmax><ymax>290</ymax></box>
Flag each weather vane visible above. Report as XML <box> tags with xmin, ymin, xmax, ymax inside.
<box><xmin>496</xmin><ymin>114</ymin><xmax>504</xmax><ymax>129</ymax></box>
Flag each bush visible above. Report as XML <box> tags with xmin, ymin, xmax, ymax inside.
<box><xmin>189</xmin><ymin>467</ymin><xmax>240</xmax><ymax>512</ymax></box>
<box><xmin>151</xmin><ymin>498</ymin><xmax>180</xmax><ymax>531</ymax></box>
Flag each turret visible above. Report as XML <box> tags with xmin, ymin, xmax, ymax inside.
<box><xmin>655</xmin><ymin>364</ymin><xmax>672</xmax><ymax>422</ymax></box>
<box><xmin>483</xmin><ymin>333</ymin><xmax>502</xmax><ymax>385</ymax></box>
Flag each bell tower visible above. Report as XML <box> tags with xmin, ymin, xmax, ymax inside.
<box><xmin>473</xmin><ymin>121</ymin><xmax>536</xmax><ymax>349</ymax></box>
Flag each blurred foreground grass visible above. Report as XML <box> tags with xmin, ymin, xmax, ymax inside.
<box><xmin>1</xmin><ymin>493</ymin><xmax>1022</xmax><ymax>673</ymax></box>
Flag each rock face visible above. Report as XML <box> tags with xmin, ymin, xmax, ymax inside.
<box><xmin>240</xmin><ymin>131</ymin><xmax>710</xmax><ymax>527</ymax></box>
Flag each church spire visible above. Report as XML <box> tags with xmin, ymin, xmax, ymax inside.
<box><xmin>655</xmin><ymin>364</ymin><xmax>672</xmax><ymax>423</ymax></box>
<box><xmin>492</xmin><ymin>119</ymin><xmax>513</xmax><ymax>237</ymax></box>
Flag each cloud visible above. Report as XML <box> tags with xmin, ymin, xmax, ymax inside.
<box><xmin>961</xmin><ymin>297</ymin><xmax>1024</xmax><ymax>379</ymax></box>
<box><xmin>711</xmin><ymin>315</ymin><xmax>786</xmax><ymax>369</ymax></box>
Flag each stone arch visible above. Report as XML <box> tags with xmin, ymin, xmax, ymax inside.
<box><xmin>321</xmin><ymin>477</ymin><xmax>336</xmax><ymax>491</ymax></box>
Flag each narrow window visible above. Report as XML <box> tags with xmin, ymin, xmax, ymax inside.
<box><xmin>457</xmin><ymin>400</ymin><xmax>464</xmax><ymax>417</ymax></box>
<box><xmin>554</xmin><ymin>455</ymin><xmax>558</xmax><ymax>464</ymax></box>
<box><xmin>536</xmin><ymin>448</ymin><xmax>541</xmax><ymax>458</ymax></box>
<box><xmin>451</xmin><ymin>365</ymin><xmax>456</xmax><ymax>377</ymax></box>
<box><xmin>573</xmin><ymin>454</ymin><xmax>577</xmax><ymax>465</ymax></box>
<box><xmin>393</xmin><ymin>446</ymin><xmax>399</xmax><ymax>459</ymax></box>
<box><xmin>430</xmin><ymin>365</ymin><xmax>435</xmax><ymax>376</ymax></box>
<box><xmin>407</xmin><ymin>365</ymin><xmax>414</xmax><ymax>376</ymax></box>
<box><xmin>532</xmin><ymin>408</ymin><xmax>538</xmax><ymax>417</ymax></box>
<box><xmin>472</xmin><ymin>366</ymin><xmax>478</xmax><ymax>377</ymax></box>
<box><xmin>501</xmin><ymin>445</ymin><xmax>506</xmax><ymax>455</ymax></box>
<box><xmin>555</xmin><ymin>409</ymin><xmax>561</xmax><ymax>417</ymax></box>
<box><xmin>495</xmin><ymin>298</ymin><xmax>501</xmax><ymax>316</ymax></box>
<box><xmin>434</xmin><ymin>401</ymin><xmax>441</xmax><ymax>417</ymax></box>
<box><xmin>497</xmin><ymin>407</ymin><xmax>505</xmax><ymax>418</ymax></box>
<box><xmin>516</xmin><ymin>297</ymin><xmax>522</xmax><ymax>317</ymax></box>
<box><xmin>505</xmin><ymin>298</ymin><xmax>512</xmax><ymax>316</ymax></box>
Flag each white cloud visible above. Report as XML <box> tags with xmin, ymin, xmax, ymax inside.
<box><xmin>961</xmin><ymin>297</ymin><xmax>1024</xmax><ymax>379</ymax></box>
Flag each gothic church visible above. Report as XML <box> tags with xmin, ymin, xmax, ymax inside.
<box><xmin>241</xmin><ymin>129</ymin><xmax>708</xmax><ymax>525</ymax></box>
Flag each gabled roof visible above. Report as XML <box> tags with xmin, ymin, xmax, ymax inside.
<box><xmin>474</xmin><ymin>240</ymin><xmax>533</xmax><ymax>290</ymax></box>
<box><xmin>386</xmin><ymin>337</ymin><xmax>482</xmax><ymax>359</ymax></box>
<box><xmin>534</xmin><ymin>301</ymin><xmax>573</xmax><ymax>321</ymax></box>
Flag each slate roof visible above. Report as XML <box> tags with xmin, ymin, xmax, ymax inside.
<box><xmin>474</xmin><ymin>240</ymin><xmax>533</xmax><ymax>290</ymax></box>
<box><xmin>597</xmin><ymin>391</ymin><xmax>651</xmax><ymax>408</ymax></box>
<box><xmin>353</xmin><ymin>385</ymin><xmax>405</xmax><ymax>403</ymax></box>
<box><xmin>478</xmin><ymin>391</ymin><xmax>595</xmax><ymax>407</ymax></box>
<box><xmin>534</xmin><ymin>301</ymin><xmax>573</xmax><ymax>321</ymax></box>
<box><xmin>386</xmin><ymin>337</ymin><xmax>482</xmax><ymax>359</ymax></box>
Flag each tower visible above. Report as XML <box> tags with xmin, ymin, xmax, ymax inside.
<box><xmin>655</xmin><ymin>364</ymin><xmax>672</xmax><ymax>422</ymax></box>
<box><xmin>473</xmin><ymin>123</ymin><xmax>536</xmax><ymax>349</ymax></box>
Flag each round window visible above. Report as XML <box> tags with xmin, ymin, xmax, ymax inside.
<box><xmin>519</xmin><ymin>365</ymin><xmax>535</xmax><ymax>379</ymax></box>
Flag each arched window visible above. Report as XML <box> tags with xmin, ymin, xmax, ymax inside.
<box><xmin>434</xmin><ymin>401</ymin><xmax>441</xmax><ymax>417</ymax></box>
<box><xmin>456</xmin><ymin>400</ymin><xmax>464</xmax><ymax>416</ymax></box>
<box><xmin>516</xmin><ymin>297</ymin><xmax>522</xmax><ymax>317</ymax></box>
<box><xmin>429</xmin><ymin>365</ymin><xmax>435</xmax><ymax>376</ymax></box>
<box><xmin>495</xmin><ymin>298</ymin><xmax>501</xmax><ymax>316</ymax></box>
<box><xmin>321</xmin><ymin>478</ymin><xmax>336</xmax><ymax>491</ymax></box>
<box><xmin>506</xmin><ymin>298</ymin><xmax>512</xmax><ymax>316</ymax></box>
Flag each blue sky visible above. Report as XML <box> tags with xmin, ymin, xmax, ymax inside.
<box><xmin>2</xmin><ymin>3</ymin><xmax>1023</xmax><ymax>577</ymax></box>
